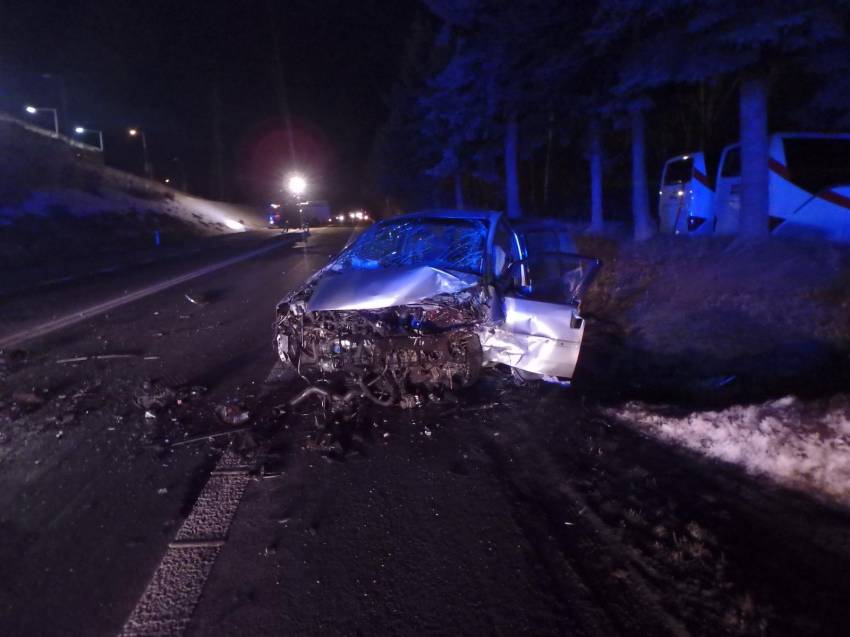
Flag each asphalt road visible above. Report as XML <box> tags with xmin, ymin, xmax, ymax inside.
<box><xmin>1</xmin><ymin>227</ymin><xmax>849</xmax><ymax>636</ymax></box>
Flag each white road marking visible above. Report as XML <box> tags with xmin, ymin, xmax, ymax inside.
<box><xmin>0</xmin><ymin>239</ymin><xmax>290</xmax><ymax>349</ymax></box>
<box><xmin>120</xmin><ymin>448</ymin><xmax>259</xmax><ymax>637</ymax></box>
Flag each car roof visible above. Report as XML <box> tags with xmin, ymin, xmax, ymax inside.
<box><xmin>390</xmin><ymin>209</ymin><xmax>503</xmax><ymax>225</ymax></box>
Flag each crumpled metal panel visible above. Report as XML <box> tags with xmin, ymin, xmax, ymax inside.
<box><xmin>478</xmin><ymin>295</ymin><xmax>584</xmax><ymax>379</ymax></box>
<box><xmin>478</xmin><ymin>327</ymin><xmax>582</xmax><ymax>379</ymax></box>
<box><xmin>306</xmin><ymin>266</ymin><xmax>480</xmax><ymax>312</ymax></box>
<box><xmin>501</xmin><ymin>296</ymin><xmax>580</xmax><ymax>341</ymax></box>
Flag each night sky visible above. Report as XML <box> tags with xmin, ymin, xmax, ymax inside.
<box><xmin>0</xmin><ymin>0</ymin><xmax>420</xmax><ymax>207</ymax></box>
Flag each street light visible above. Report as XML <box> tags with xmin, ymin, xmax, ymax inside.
<box><xmin>24</xmin><ymin>105</ymin><xmax>59</xmax><ymax>136</ymax></box>
<box><xmin>286</xmin><ymin>173</ymin><xmax>308</xmax><ymax>230</ymax></box>
<box><xmin>73</xmin><ymin>126</ymin><xmax>104</xmax><ymax>152</ymax></box>
<box><xmin>128</xmin><ymin>128</ymin><xmax>153</xmax><ymax>179</ymax></box>
<box><xmin>286</xmin><ymin>174</ymin><xmax>307</xmax><ymax>197</ymax></box>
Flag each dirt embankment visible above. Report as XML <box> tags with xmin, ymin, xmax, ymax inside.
<box><xmin>576</xmin><ymin>233</ymin><xmax>850</xmax><ymax>405</ymax></box>
<box><xmin>0</xmin><ymin>114</ymin><xmax>264</xmax><ymax>270</ymax></box>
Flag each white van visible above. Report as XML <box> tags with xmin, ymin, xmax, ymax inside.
<box><xmin>714</xmin><ymin>133</ymin><xmax>850</xmax><ymax>242</ymax></box>
<box><xmin>657</xmin><ymin>152</ymin><xmax>715</xmax><ymax>234</ymax></box>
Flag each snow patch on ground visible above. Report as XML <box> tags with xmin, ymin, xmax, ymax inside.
<box><xmin>612</xmin><ymin>396</ymin><xmax>850</xmax><ymax>508</ymax></box>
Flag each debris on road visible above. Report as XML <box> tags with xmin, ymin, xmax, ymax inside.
<box><xmin>134</xmin><ymin>381</ymin><xmax>177</xmax><ymax>411</ymax></box>
<box><xmin>169</xmin><ymin>427</ymin><xmax>252</xmax><ymax>448</ymax></box>
<box><xmin>57</xmin><ymin>354</ymin><xmax>161</xmax><ymax>364</ymax></box>
<box><xmin>215</xmin><ymin>403</ymin><xmax>251</xmax><ymax>426</ymax></box>
<box><xmin>184</xmin><ymin>293</ymin><xmax>207</xmax><ymax>306</ymax></box>
<box><xmin>0</xmin><ymin>348</ymin><xmax>28</xmax><ymax>380</ymax></box>
<box><xmin>11</xmin><ymin>390</ymin><xmax>46</xmax><ymax>408</ymax></box>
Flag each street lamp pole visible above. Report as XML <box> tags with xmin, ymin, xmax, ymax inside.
<box><xmin>24</xmin><ymin>105</ymin><xmax>59</xmax><ymax>136</ymax></box>
<box><xmin>74</xmin><ymin>126</ymin><xmax>104</xmax><ymax>152</ymax></box>
<box><xmin>129</xmin><ymin>128</ymin><xmax>153</xmax><ymax>179</ymax></box>
<box><xmin>37</xmin><ymin>73</ymin><xmax>69</xmax><ymax>133</ymax></box>
<box><xmin>172</xmin><ymin>157</ymin><xmax>188</xmax><ymax>192</ymax></box>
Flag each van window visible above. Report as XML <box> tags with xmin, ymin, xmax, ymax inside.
<box><xmin>663</xmin><ymin>158</ymin><xmax>694</xmax><ymax>185</ymax></box>
<box><xmin>720</xmin><ymin>148</ymin><xmax>740</xmax><ymax>178</ymax></box>
<box><xmin>783</xmin><ymin>138</ymin><xmax>850</xmax><ymax>193</ymax></box>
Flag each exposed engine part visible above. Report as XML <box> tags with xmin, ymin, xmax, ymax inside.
<box><xmin>290</xmin><ymin>385</ymin><xmax>360</xmax><ymax>409</ymax></box>
<box><xmin>276</xmin><ymin>289</ymin><xmax>486</xmax><ymax>407</ymax></box>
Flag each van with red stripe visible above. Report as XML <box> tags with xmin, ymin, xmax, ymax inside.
<box><xmin>657</xmin><ymin>152</ymin><xmax>715</xmax><ymax>234</ymax></box>
<box><xmin>714</xmin><ymin>133</ymin><xmax>850</xmax><ymax>242</ymax></box>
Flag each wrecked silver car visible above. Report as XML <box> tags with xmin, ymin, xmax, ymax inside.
<box><xmin>275</xmin><ymin>210</ymin><xmax>599</xmax><ymax>407</ymax></box>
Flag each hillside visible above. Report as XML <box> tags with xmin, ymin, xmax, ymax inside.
<box><xmin>0</xmin><ymin>112</ymin><xmax>266</xmax><ymax>270</ymax></box>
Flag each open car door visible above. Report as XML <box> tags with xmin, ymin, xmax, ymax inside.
<box><xmin>480</xmin><ymin>252</ymin><xmax>601</xmax><ymax>381</ymax></box>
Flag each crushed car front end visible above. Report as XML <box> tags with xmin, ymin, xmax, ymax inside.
<box><xmin>275</xmin><ymin>213</ymin><xmax>496</xmax><ymax>407</ymax></box>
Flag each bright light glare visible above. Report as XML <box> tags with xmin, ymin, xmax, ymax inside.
<box><xmin>286</xmin><ymin>174</ymin><xmax>307</xmax><ymax>196</ymax></box>
<box><xmin>336</xmin><ymin>214</ymin><xmax>345</xmax><ymax>222</ymax></box>
<box><xmin>25</xmin><ymin>105</ymin><xmax>38</xmax><ymax>114</ymax></box>
<box><xmin>270</xmin><ymin>203</ymin><xmax>281</xmax><ymax>209</ymax></box>
<box><xmin>74</xmin><ymin>126</ymin><xmax>85</xmax><ymax>134</ymax></box>
<box><xmin>677</xmin><ymin>190</ymin><xmax>685</xmax><ymax>197</ymax></box>
<box><xmin>128</xmin><ymin>128</ymin><xmax>138</xmax><ymax>136</ymax></box>
<box><xmin>224</xmin><ymin>219</ymin><xmax>245</xmax><ymax>231</ymax></box>
<box><xmin>164</xmin><ymin>178</ymin><xmax>171</xmax><ymax>184</ymax></box>
<box><xmin>682</xmin><ymin>154</ymin><xmax>689</xmax><ymax>160</ymax></box>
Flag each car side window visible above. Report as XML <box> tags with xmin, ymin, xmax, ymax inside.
<box><xmin>493</xmin><ymin>222</ymin><xmax>521</xmax><ymax>277</ymax></box>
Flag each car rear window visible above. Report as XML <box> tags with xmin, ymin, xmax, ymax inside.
<box><xmin>663</xmin><ymin>158</ymin><xmax>694</xmax><ymax>185</ymax></box>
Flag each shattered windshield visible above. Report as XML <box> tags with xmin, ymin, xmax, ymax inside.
<box><xmin>333</xmin><ymin>217</ymin><xmax>488</xmax><ymax>274</ymax></box>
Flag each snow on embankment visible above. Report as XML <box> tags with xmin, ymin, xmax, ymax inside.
<box><xmin>0</xmin><ymin>112</ymin><xmax>263</xmax><ymax>267</ymax></box>
<box><xmin>612</xmin><ymin>396</ymin><xmax>850</xmax><ymax>508</ymax></box>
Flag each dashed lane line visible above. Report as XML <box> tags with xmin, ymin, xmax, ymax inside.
<box><xmin>0</xmin><ymin>238</ymin><xmax>292</xmax><ymax>349</ymax></box>
<box><xmin>120</xmin><ymin>448</ymin><xmax>261</xmax><ymax>637</ymax></box>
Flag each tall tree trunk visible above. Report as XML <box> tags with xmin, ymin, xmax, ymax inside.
<box><xmin>630</xmin><ymin>105</ymin><xmax>654</xmax><ymax>240</ymax></box>
<box><xmin>739</xmin><ymin>76</ymin><xmax>769</xmax><ymax>237</ymax></box>
<box><xmin>543</xmin><ymin>112</ymin><xmax>554</xmax><ymax>212</ymax></box>
<box><xmin>504</xmin><ymin>113</ymin><xmax>521</xmax><ymax>219</ymax></box>
<box><xmin>454</xmin><ymin>172</ymin><xmax>464</xmax><ymax>209</ymax></box>
<box><xmin>589</xmin><ymin>118</ymin><xmax>604</xmax><ymax>233</ymax></box>
<box><xmin>529</xmin><ymin>156</ymin><xmax>538</xmax><ymax>213</ymax></box>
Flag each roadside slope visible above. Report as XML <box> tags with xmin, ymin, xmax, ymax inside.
<box><xmin>0</xmin><ymin>112</ymin><xmax>266</xmax><ymax>270</ymax></box>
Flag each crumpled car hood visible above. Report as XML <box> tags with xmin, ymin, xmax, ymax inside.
<box><xmin>306</xmin><ymin>266</ymin><xmax>480</xmax><ymax>312</ymax></box>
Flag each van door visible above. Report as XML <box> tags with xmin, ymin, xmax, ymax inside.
<box><xmin>714</xmin><ymin>145</ymin><xmax>741</xmax><ymax>234</ymax></box>
<box><xmin>658</xmin><ymin>155</ymin><xmax>695</xmax><ymax>233</ymax></box>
